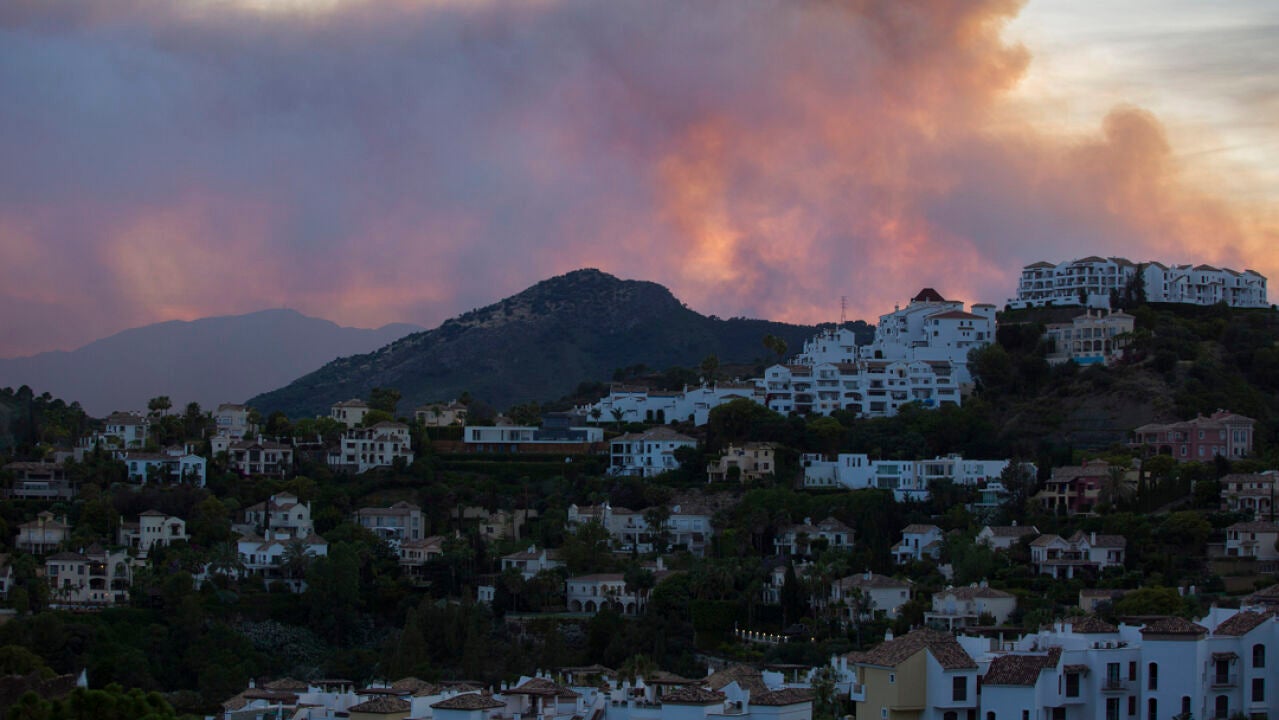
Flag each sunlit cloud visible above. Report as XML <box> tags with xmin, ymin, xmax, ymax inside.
<box><xmin>0</xmin><ymin>0</ymin><xmax>1275</xmax><ymax>358</ymax></box>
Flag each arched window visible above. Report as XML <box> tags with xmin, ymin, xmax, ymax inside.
<box><xmin>1254</xmin><ymin>643</ymin><xmax>1266</xmax><ymax>668</ymax></box>
<box><xmin>1147</xmin><ymin>699</ymin><xmax>1156</xmax><ymax>720</ymax></box>
<box><xmin>987</xmin><ymin>713</ymin><xmax>995</xmax><ymax>720</ymax></box>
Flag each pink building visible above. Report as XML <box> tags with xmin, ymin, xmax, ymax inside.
<box><xmin>1131</xmin><ymin>410</ymin><xmax>1254</xmax><ymax>462</ymax></box>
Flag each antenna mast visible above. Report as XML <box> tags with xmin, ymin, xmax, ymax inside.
<box><xmin>840</xmin><ymin>296</ymin><xmax>847</xmax><ymax>325</ymax></box>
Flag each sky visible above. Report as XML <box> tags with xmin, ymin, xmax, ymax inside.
<box><xmin>1</xmin><ymin>0</ymin><xmax>1276</xmax><ymax>358</ymax></box>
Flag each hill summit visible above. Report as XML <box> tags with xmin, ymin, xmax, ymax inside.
<box><xmin>249</xmin><ymin>269</ymin><xmax>835</xmax><ymax>416</ymax></box>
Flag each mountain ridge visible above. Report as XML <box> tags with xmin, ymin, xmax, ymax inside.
<box><xmin>0</xmin><ymin>309</ymin><xmax>423</xmax><ymax>416</ymax></box>
<box><xmin>249</xmin><ymin>269</ymin><xmax>856</xmax><ymax>417</ymax></box>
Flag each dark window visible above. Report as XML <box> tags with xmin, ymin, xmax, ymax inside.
<box><xmin>1252</xmin><ymin>678</ymin><xmax>1264</xmax><ymax>704</ymax></box>
<box><xmin>1129</xmin><ymin>662</ymin><xmax>1137</xmax><ymax>681</ymax></box>
<box><xmin>1066</xmin><ymin>673</ymin><xmax>1080</xmax><ymax>697</ymax></box>
<box><xmin>1147</xmin><ymin>699</ymin><xmax>1156</xmax><ymax>720</ymax></box>
<box><xmin>1254</xmin><ymin>643</ymin><xmax>1266</xmax><ymax>668</ymax></box>
<box><xmin>1215</xmin><ymin>695</ymin><xmax>1228</xmax><ymax>720</ymax></box>
<box><xmin>1148</xmin><ymin>663</ymin><xmax>1158</xmax><ymax>691</ymax></box>
<box><xmin>1181</xmin><ymin>697</ymin><xmax>1191</xmax><ymax>716</ymax></box>
<box><xmin>953</xmin><ymin>676</ymin><xmax>968</xmax><ymax>702</ymax></box>
<box><xmin>1129</xmin><ymin>696</ymin><xmax>1136</xmax><ymax>716</ymax></box>
<box><xmin>1107</xmin><ymin>698</ymin><xmax>1120</xmax><ymax>720</ymax></box>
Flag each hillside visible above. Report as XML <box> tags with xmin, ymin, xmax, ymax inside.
<box><xmin>0</xmin><ymin>310</ymin><xmax>422</xmax><ymax>417</ymax></box>
<box><xmin>249</xmin><ymin>269</ymin><xmax>850</xmax><ymax>416</ymax></box>
<box><xmin>972</xmin><ymin>303</ymin><xmax>1279</xmax><ymax>457</ymax></box>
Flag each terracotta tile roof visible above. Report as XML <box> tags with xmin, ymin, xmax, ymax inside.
<box><xmin>984</xmin><ymin>525</ymin><xmax>1038</xmax><ymax>538</ymax></box>
<box><xmin>836</xmin><ymin>573</ymin><xmax>911</xmax><ymax>590</ymax></box>
<box><xmin>349</xmin><ymin>696</ymin><xmax>411</xmax><ymax>713</ymax></box>
<box><xmin>704</xmin><ymin>665</ymin><xmax>767</xmax><ymax>695</ymax></box>
<box><xmin>262</xmin><ymin>678</ymin><xmax>309</xmax><ymax>691</ymax></box>
<box><xmin>901</xmin><ymin>524</ymin><xmax>940</xmax><ymax>535</ymax></box>
<box><xmin>660</xmin><ymin>687</ymin><xmax>725</xmax><ymax>705</ymax></box>
<box><xmin>1213</xmin><ymin>611</ymin><xmax>1272</xmax><ymax>637</ymax></box>
<box><xmin>1228</xmin><ymin>521</ymin><xmax>1279</xmax><ymax>533</ymax></box>
<box><xmin>644</xmin><ymin>671</ymin><xmax>698</xmax><ymax>685</ymax></box>
<box><xmin>912</xmin><ymin>288</ymin><xmax>947</xmax><ymax>303</ymax></box>
<box><xmin>1140</xmin><ymin>617</ymin><xmax>1208</xmax><ymax>636</ymax></box>
<box><xmin>391</xmin><ymin>677</ymin><xmax>439</xmax><ymax>695</ymax></box>
<box><xmin>509</xmin><ymin>678</ymin><xmax>580</xmax><ymax>698</ymax></box>
<box><xmin>750</xmin><ymin>688</ymin><xmax>815</xmax><ymax>706</ymax></box>
<box><xmin>1069</xmin><ymin>617</ymin><xmax>1118</xmax><ymax>634</ymax></box>
<box><xmin>431</xmin><ymin>693</ymin><xmax>504</xmax><ymax>710</ymax></box>
<box><xmin>983</xmin><ymin>649</ymin><xmax>1061</xmax><ymax>686</ymax></box>
<box><xmin>1245</xmin><ymin>584</ymin><xmax>1279</xmax><ymax>605</ymax></box>
<box><xmin>937</xmin><ymin>586</ymin><xmax>1014</xmax><ymax>600</ymax></box>
<box><xmin>852</xmin><ymin>629</ymin><xmax>976</xmax><ymax>670</ymax></box>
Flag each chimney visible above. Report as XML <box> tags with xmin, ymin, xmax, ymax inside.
<box><xmin>1090</xmin><ymin>531</ymin><xmax>1097</xmax><ymax>545</ymax></box>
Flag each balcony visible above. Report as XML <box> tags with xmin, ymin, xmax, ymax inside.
<box><xmin>1207</xmin><ymin>673</ymin><xmax>1237</xmax><ymax>688</ymax></box>
<box><xmin>1101</xmin><ymin>677</ymin><xmax>1129</xmax><ymax>692</ymax></box>
<box><xmin>849</xmin><ymin>682</ymin><xmax>865</xmax><ymax>701</ymax></box>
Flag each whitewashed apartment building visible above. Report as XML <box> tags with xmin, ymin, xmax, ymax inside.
<box><xmin>1011</xmin><ymin>256</ymin><xmax>1268</xmax><ymax>309</ymax></box>
<box><xmin>801</xmin><ymin>453</ymin><xmax>1027</xmax><ymax>501</ymax></box>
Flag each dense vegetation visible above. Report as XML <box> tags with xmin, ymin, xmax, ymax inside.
<box><xmin>0</xmin><ymin>300</ymin><xmax>1276</xmax><ymax>718</ymax></box>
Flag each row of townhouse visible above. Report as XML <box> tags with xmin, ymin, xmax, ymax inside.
<box><xmin>890</xmin><ymin>523</ymin><xmax>1127</xmax><ymax>578</ymax></box>
<box><xmin>567</xmin><ymin>501</ymin><xmax>716</xmax><ymax>556</ymax></box>
<box><xmin>222</xmin><ymin>669</ymin><xmax>814</xmax><ymax>720</ymax></box>
<box><xmin>762</xmin><ymin>359</ymin><xmax>963</xmax><ymax>418</ymax></box>
<box><xmin>1011</xmin><ymin>256</ymin><xmax>1269</xmax><ymax>309</ymax></box>
<box><xmin>580</xmin><ymin>383</ymin><xmax>766</xmax><ymax>427</ymax></box>
<box><xmin>840</xmin><ymin>606</ymin><xmax>1279</xmax><ymax>720</ymax></box>
<box><xmin>582</xmin><ymin>289</ymin><xmax>992</xmax><ymax>424</ymax></box>
<box><xmin>802</xmin><ymin>453</ymin><xmax>1024</xmax><ymax>502</ymax></box>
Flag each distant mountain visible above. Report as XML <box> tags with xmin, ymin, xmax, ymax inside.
<box><xmin>0</xmin><ymin>310</ymin><xmax>423</xmax><ymax>417</ymax></box>
<box><xmin>250</xmin><ymin>269</ymin><xmax>854</xmax><ymax>417</ymax></box>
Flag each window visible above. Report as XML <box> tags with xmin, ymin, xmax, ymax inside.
<box><xmin>1254</xmin><ymin>643</ymin><xmax>1266</xmax><ymax>668</ymax></box>
<box><xmin>1129</xmin><ymin>696</ymin><xmax>1136</xmax><ymax>716</ymax></box>
<box><xmin>953</xmin><ymin>676</ymin><xmax>968</xmax><ymax>702</ymax></box>
<box><xmin>1129</xmin><ymin>662</ymin><xmax>1137</xmax><ymax>681</ymax></box>
<box><xmin>1181</xmin><ymin>697</ymin><xmax>1191</xmax><ymax>717</ymax></box>
<box><xmin>1107</xmin><ymin>698</ymin><xmax>1120</xmax><ymax>720</ymax></box>
<box><xmin>1065</xmin><ymin>673</ymin><xmax>1080</xmax><ymax>697</ymax></box>
<box><xmin>1023</xmin><ymin>712</ymin><xmax>1029</xmax><ymax>720</ymax></box>
<box><xmin>1148</xmin><ymin>662</ymin><xmax>1158</xmax><ymax>690</ymax></box>
<box><xmin>1147</xmin><ymin>699</ymin><xmax>1156</xmax><ymax>720</ymax></box>
<box><xmin>1252</xmin><ymin>678</ymin><xmax>1264</xmax><ymax>704</ymax></box>
<box><xmin>889</xmin><ymin>673</ymin><xmax>895</xmax><ymax>684</ymax></box>
<box><xmin>1215</xmin><ymin>695</ymin><xmax>1228</xmax><ymax>720</ymax></box>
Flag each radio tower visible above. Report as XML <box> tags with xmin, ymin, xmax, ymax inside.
<box><xmin>840</xmin><ymin>296</ymin><xmax>847</xmax><ymax>326</ymax></box>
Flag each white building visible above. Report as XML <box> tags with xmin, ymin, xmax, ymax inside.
<box><xmin>1011</xmin><ymin>256</ymin><xmax>1268</xmax><ymax>309</ymax></box>
<box><xmin>14</xmin><ymin>512</ymin><xmax>71</xmax><ymax>555</ymax></box>
<box><xmin>237</xmin><ymin>531</ymin><xmax>329</xmax><ymax>591</ymax></box>
<box><xmin>924</xmin><ymin>584</ymin><xmax>1017</xmax><ymax>630</ymax></box>
<box><xmin>501</xmin><ymin>546</ymin><xmax>564</xmax><ymax>579</ymax></box>
<box><xmin>609</xmin><ymin>427</ymin><xmax>697</xmax><ymax>478</ymax></box>
<box><xmin>102</xmin><ymin>411</ymin><xmax>151</xmax><ymax>448</ymax></box>
<box><xmin>1224</xmin><ymin>520</ymin><xmax>1279</xmax><ymax>561</ymax></box>
<box><xmin>214</xmin><ymin>403</ymin><xmax>254</xmax><ymax>439</ymax></box>
<box><xmin>1029</xmin><ymin>531</ymin><xmax>1126</xmax><ymax>579</ymax></box>
<box><xmin>892</xmin><ymin>524</ymin><xmax>943</xmax><ymax>564</ymax></box>
<box><xmin>119</xmin><ymin>448</ymin><xmax>207</xmax><ymax>486</ymax></box>
<box><xmin>45</xmin><ymin>546</ymin><xmax>132</xmax><ymax>608</ymax></box>
<box><xmin>829</xmin><ymin>572</ymin><xmax>912</xmax><ymax>620</ymax></box>
<box><xmin>802</xmin><ymin>454</ymin><xmax>1026</xmax><ymax>502</ymax></box>
<box><xmin>975</xmin><ymin>525</ymin><xmax>1039</xmax><ymax>552</ymax></box>
<box><xmin>774</xmin><ymin>517</ymin><xmax>855</xmax><ymax>556</ymax></box>
<box><xmin>117</xmin><ymin>510</ymin><xmax>188</xmax><ymax>556</ymax></box>
<box><xmin>1044</xmin><ymin>310</ymin><xmax>1136</xmax><ymax>366</ymax></box>
<box><xmin>353</xmin><ymin>501</ymin><xmax>424</xmax><ymax>547</ymax></box>
<box><xmin>331</xmin><ymin>421</ymin><xmax>414</xmax><ymax>473</ymax></box>
<box><xmin>566</xmin><ymin>565</ymin><xmax>669</xmax><ymax>616</ymax></box>
<box><xmin>330</xmin><ymin>399</ymin><xmax>371</xmax><ymax>429</ymax></box>
<box><xmin>580</xmin><ymin>383</ymin><xmax>765</xmax><ymax>427</ymax></box>
<box><xmin>222</xmin><ymin>437</ymin><xmax>293</xmax><ymax>477</ymax></box>
<box><xmin>240</xmin><ymin>492</ymin><xmax>314</xmax><ymax>539</ymax></box>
